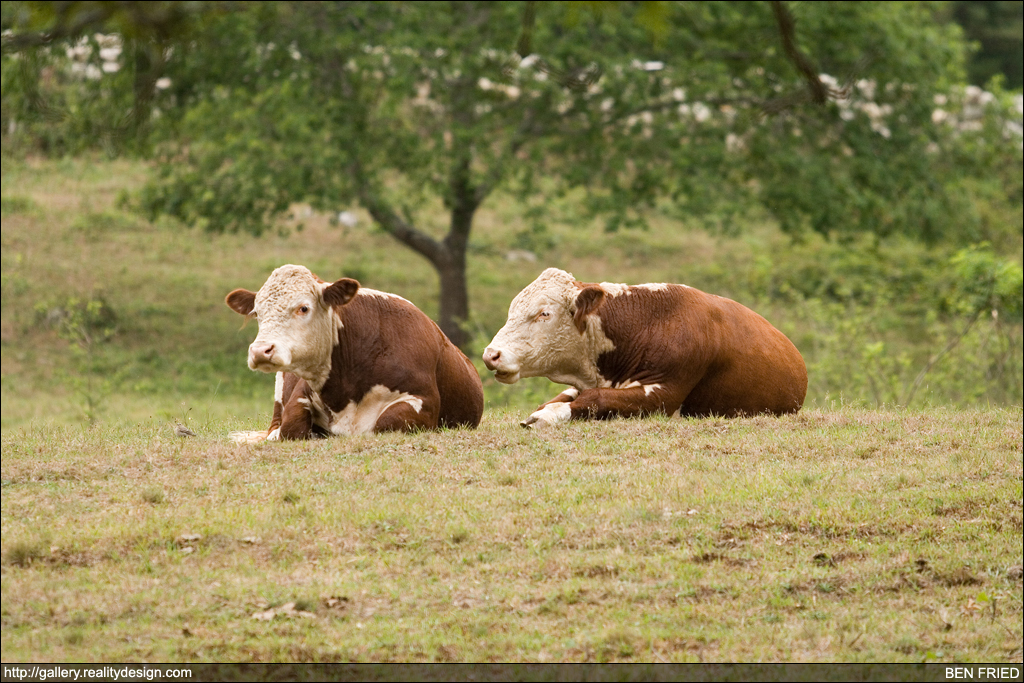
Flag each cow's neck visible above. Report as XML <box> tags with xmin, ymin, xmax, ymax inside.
<box><xmin>315</xmin><ymin>300</ymin><xmax>383</xmax><ymax>406</ymax></box>
<box><xmin>289</xmin><ymin>313</ymin><xmax>342</xmax><ymax>392</ymax></box>
<box><xmin>290</xmin><ymin>355</ymin><xmax>332</xmax><ymax>393</ymax></box>
<box><xmin>556</xmin><ymin>314</ymin><xmax>616</xmax><ymax>390</ymax></box>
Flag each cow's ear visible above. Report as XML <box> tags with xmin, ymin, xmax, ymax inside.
<box><xmin>323</xmin><ymin>278</ymin><xmax>360</xmax><ymax>307</ymax></box>
<box><xmin>573</xmin><ymin>286</ymin><xmax>605</xmax><ymax>333</ymax></box>
<box><xmin>226</xmin><ymin>289</ymin><xmax>256</xmax><ymax>316</ymax></box>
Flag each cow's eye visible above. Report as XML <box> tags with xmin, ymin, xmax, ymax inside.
<box><xmin>298</xmin><ymin>305</ymin><xmax>310</xmax><ymax>315</ymax></box>
<box><xmin>535</xmin><ymin>311</ymin><xmax>550</xmax><ymax>321</ymax></box>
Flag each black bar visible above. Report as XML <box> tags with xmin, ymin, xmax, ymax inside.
<box><xmin>2</xmin><ymin>664</ymin><xmax>1023</xmax><ymax>683</ymax></box>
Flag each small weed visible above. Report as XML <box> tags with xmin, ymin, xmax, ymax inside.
<box><xmin>598</xmin><ymin>629</ymin><xmax>637</xmax><ymax>659</ymax></box>
<box><xmin>282</xmin><ymin>491</ymin><xmax>301</xmax><ymax>504</ymax></box>
<box><xmin>0</xmin><ymin>195</ymin><xmax>38</xmax><ymax>215</ymax></box>
<box><xmin>5</xmin><ymin>539</ymin><xmax>47</xmax><ymax>567</ymax></box>
<box><xmin>893</xmin><ymin>635</ymin><xmax>921</xmax><ymax>655</ymax></box>
<box><xmin>141</xmin><ymin>488</ymin><xmax>165</xmax><ymax>504</ymax></box>
<box><xmin>935</xmin><ymin>566</ymin><xmax>983</xmax><ymax>587</ymax></box>
<box><xmin>293</xmin><ymin>598</ymin><xmax>317</xmax><ymax>613</ymax></box>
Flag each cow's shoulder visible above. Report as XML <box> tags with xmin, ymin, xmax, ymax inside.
<box><xmin>590</xmin><ymin>282</ymin><xmax>710</xmax><ymax>326</ymax></box>
<box><xmin>335</xmin><ymin>288</ymin><xmax>421</xmax><ymax>323</ymax></box>
<box><xmin>332</xmin><ymin>287</ymin><xmax>445</xmax><ymax>354</ymax></box>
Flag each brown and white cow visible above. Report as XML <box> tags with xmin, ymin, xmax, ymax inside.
<box><xmin>225</xmin><ymin>264</ymin><xmax>483</xmax><ymax>441</ymax></box>
<box><xmin>482</xmin><ymin>268</ymin><xmax>807</xmax><ymax>427</ymax></box>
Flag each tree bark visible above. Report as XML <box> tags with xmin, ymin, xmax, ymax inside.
<box><xmin>436</xmin><ymin>248</ymin><xmax>470</xmax><ymax>349</ymax></box>
<box><xmin>436</xmin><ymin>156</ymin><xmax>477</xmax><ymax>349</ymax></box>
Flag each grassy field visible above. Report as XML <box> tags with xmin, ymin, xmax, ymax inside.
<box><xmin>1</xmin><ymin>155</ymin><xmax>1021</xmax><ymax>663</ymax></box>
<box><xmin>2</xmin><ymin>408</ymin><xmax>1021</xmax><ymax>662</ymax></box>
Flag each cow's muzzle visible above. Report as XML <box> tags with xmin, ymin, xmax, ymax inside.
<box><xmin>248</xmin><ymin>342</ymin><xmax>280</xmax><ymax>371</ymax></box>
<box><xmin>482</xmin><ymin>346</ymin><xmax>520</xmax><ymax>384</ymax></box>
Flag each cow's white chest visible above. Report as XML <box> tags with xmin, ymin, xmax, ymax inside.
<box><xmin>306</xmin><ymin>385</ymin><xmax>424</xmax><ymax>436</ymax></box>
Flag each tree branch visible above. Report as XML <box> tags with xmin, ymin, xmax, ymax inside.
<box><xmin>770</xmin><ymin>0</ymin><xmax>828</xmax><ymax>105</ymax></box>
<box><xmin>516</xmin><ymin>1</ymin><xmax>538</xmax><ymax>58</ymax></box>
<box><xmin>350</xmin><ymin>158</ymin><xmax>448</xmax><ymax>268</ymax></box>
<box><xmin>1</xmin><ymin>1</ymin><xmax>217</xmax><ymax>54</ymax></box>
<box><xmin>1</xmin><ymin>4</ymin><xmax>116</xmax><ymax>53</ymax></box>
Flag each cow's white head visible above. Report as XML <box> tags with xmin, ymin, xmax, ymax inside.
<box><xmin>226</xmin><ymin>265</ymin><xmax>358</xmax><ymax>387</ymax></box>
<box><xmin>482</xmin><ymin>268</ymin><xmax>612</xmax><ymax>388</ymax></box>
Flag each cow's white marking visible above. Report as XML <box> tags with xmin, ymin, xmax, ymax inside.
<box><xmin>598</xmin><ymin>380</ymin><xmax>660</xmax><ymax>395</ymax></box>
<box><xmin>274</xmin><ymin>372</ymin><xmax>285</xmax><ymax>403</ymax></box>
<box><xmin>599</xmin><ymin>282</ymin><xmax>672</xmax><ymax>297</ymax></box>
<box><xmin>523</xmin><ymin>401</ymin><xmax>572</xmax><ymax>428</ymax></box>
<box><xmin>559</xmin><ymin>387</ymin><xmax>580</xmax><ymax>400</ymax></box>
<box><xmin>266</xmin><ymin>427</ymin><xmax>281</xmax><ymax>441</ymax></box>
<box><xmin>599</xmin><ymin>282</ymin><xmax>630</xmax><ymax>297</ymax></box>
<box><xmin>329</xmin><ymin>384</ymin><xmax>424</xmax><ymax>436</ymax></box>
<box><xmin>358</xmin><ymin>288</ymin><xmax>410</xmax><ymax>302</ymax></box>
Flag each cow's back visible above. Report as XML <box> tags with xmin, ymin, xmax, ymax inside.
<box><xmin>676</xmin><ymin>291</ymin><xmax>806</xmax><ymax>416</ymax></box>
<box><xmin>595</xmin><ymin>285</ymin><xmax>806</xmax><ymax>417</ymax></box>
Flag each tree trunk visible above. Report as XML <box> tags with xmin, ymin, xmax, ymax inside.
<box><xmin>352</xmin><ymin>128</ymin><xmax>482</xmax><ymax>351</ymax></box>
<box><xmin>436</xmin><ymin>195</ymin><xmax>475</xmax><ymax>349</ymax></box>
<box><xmin>354</xmin><ymin>170</ymin><xmax>477</xmax><ymax>351</ymax></box>
<box><xmin>436</xmin><ymin>251</ymin><xmax>470</xmax><ymax>349</ymax></box>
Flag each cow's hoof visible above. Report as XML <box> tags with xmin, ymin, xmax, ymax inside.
<box><xmin>522</xmin><ymin>403</ymin><xmax>571</xmax><ymax>429</ymax></box>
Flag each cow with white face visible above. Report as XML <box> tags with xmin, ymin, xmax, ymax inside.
<box><xmin>483</xmin><ymin>268</ymin><xmax>807</xmax><ymax>427</ymax></box>
<box><xmin>226</xmin><ymin>264</ymin><xmax>483</xmax><ymax>441</ymax></box>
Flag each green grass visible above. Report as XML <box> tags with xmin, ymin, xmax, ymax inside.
<box><xmin>2</xmin><ymin>408</ymin><xmax>1021</xmax><ymax>662</ymax></box>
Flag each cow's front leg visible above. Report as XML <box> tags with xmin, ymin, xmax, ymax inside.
<box><xmin>521</xmin><ymin>387</ymin><xmax>580</xmax><ymax>428</ymax></box>
<box><xmin>230</xmin><ymin>372</ymin><xmax>308</xmax><ymax>443</ymax></box>
<box><xmin>523</xmin><ymin>384</ymin><xmax>677</xmax><ymax>428</ymax></box>
<box><xmin>276</xmin><ymin>378</ymin><xmax>318</xmax><ymax>440</ymax></box>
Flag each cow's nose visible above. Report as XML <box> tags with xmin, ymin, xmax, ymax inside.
<box><xmin>252</xmin><ymin>343</ymin><xmax>276</xmax><ymax>364</ymax></box>
<box><xmin>482</xmin><ymin>347</ymin><xmax>501</xmax><ymax>370</ymax></box>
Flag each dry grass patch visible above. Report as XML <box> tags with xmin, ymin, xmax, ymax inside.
<box><xmin>2</xmin><ymin>407</ymin><xmax>1021</xmax><ymax>662</ymax></box>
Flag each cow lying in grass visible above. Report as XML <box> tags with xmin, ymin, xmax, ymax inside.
<box><xmin>483</xmin><ymin>268</ymin><xmax>807</xmax><ymax>428</ymax></box>
<box><xmin>226</xmin><ymin>265</ymin><xmax>483</xmax><ymax>441</ymax></box>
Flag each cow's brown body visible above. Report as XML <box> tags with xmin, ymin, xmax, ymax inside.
<box><xmin>482</xmin><ymin>268</ymin><xmax>806</xmax><ymax>426</ymax></box>
<box><xmin>227</xmin><ymin>265</ymin><xmax>483</xmax><ymax>441</ymax></box>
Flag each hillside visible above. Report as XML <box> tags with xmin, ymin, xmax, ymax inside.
<box><xmin>1</xmin><ymin>155</ymin><xmax>1021</xmax><ymax>430</ymax></box>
